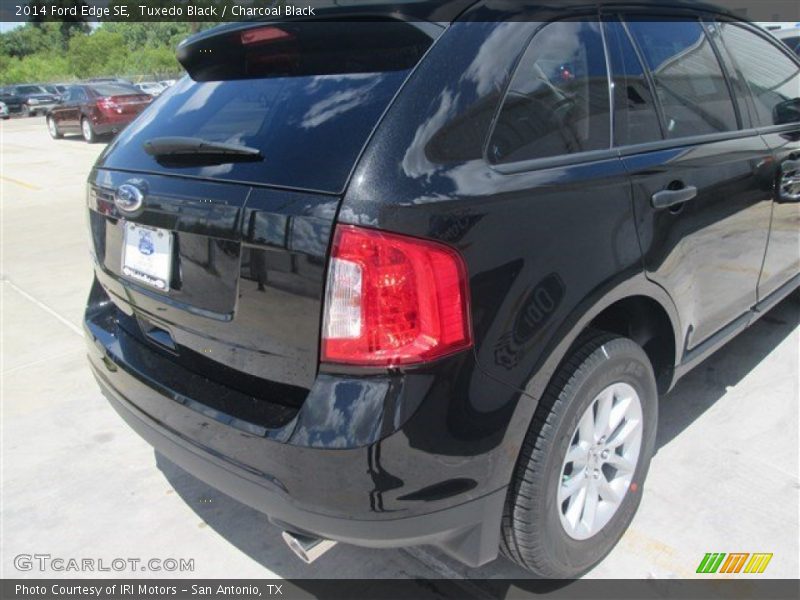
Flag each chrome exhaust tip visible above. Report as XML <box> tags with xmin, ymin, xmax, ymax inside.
<box><xmin>281</xmin><ymin>531</ymin><xmax>337</xmax><ymax>564</ymax></box>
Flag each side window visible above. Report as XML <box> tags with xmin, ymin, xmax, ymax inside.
<box><xmin>781</xmin><ymin>36</ymin><xmax>800</xmax><ymax>55</ymax></box>
<box><xmin>488</xmin><ymin>20</ymin><xmax>610</xmax><ymax>164</ymax></box>
<box><xmin>702</xmin><ymin>21</ymin><xmax>753</xmax><ymax>128</ymax></box>
<box><xmin>626</xmin><ymin>18</ymin><xmax>739</xmax><ymax>138</ymax></box>
<box><xmin>715</xmin><ymin>23</ymin><xmax>800</xmax><ymax>127</ymax></box>
<box><xmin>603</xmin><ymin>19</ymin><xmax>663</xmax><ymax>146</ymax></box>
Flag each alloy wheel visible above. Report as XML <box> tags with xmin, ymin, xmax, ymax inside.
<box><xmin>557</xmin><ymin>382</ymin><xmax>643</xmax><ymax>540</ymax></box>
<box><xmin>82</xmin><ymin>119</ymin><xmax>92</xmax><ymax>142</ymax></box>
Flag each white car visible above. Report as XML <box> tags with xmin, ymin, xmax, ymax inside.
<box><xmin>0</xmin><ymin>101</ymin><xmax>9</xmax><ymax>120</ymax></box>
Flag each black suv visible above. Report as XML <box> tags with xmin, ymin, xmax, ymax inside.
<box><xmin>85</xmin><ymin>1</ymin><xmax>800</xmax><ymax>578</ymax></box>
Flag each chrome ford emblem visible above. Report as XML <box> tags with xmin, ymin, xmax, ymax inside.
<box><xmin>115</xmin><ymin>183</ymin><xmax>144</xmax><ymax>213</ymax></box>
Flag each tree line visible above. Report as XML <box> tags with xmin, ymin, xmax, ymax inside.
<box><xmin>0</xmin><ymin>22</ymin><xmax>212</xmax><ymax>84</ymax></box>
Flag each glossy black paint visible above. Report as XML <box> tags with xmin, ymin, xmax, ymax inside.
<box><xmin>86</xmin><ymin>2</ymin><xmax>800</xmax><ymax>567</ymax></box>
<box><xmin>88</xmin><ymin>169</ymin><xmax>337</xmax><ymax>392</ymax></box>
<box><xmin>623</xmin><ymin>136</ymin><xmax>774</xmax><ymax>350</ymax></box>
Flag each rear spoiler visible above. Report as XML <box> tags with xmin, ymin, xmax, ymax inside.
<box><xmin>176</xmin><ymin>15</ymin><xmax>451</xmax><ymax>81</ymax></box>
<box><xmin>177</xmin><ymin>0</ymin><xmax>475</xmax><ymax>81</ymax></box>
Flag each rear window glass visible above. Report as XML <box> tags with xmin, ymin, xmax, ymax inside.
<box><xmin>488</xmin><ymin>20</ymin><xmax>611</xmax><ymax>164</ymax></box>
<box><xmin>716</xmin><ymin>24</ymin><xmax>800</xmax><ymax>127</ymax></box>
<box><xmin>626</xmin><ymin>19</ymin><xmax>739</xmax><ymax>138</ymax></box>
<box><xmin>101</xmin><ymin>21</ymin><xmax>435</xmax><ymax>193</ymax></box>
<box><xmin>15</xmin><ymin>85</ymin><xmax>46</xmax><ymax>94</ymax></box>
<box><xmin>90</xmin><ymin>84</ymin><xmax>141</xmax><ymax>96</ymax></box>
<box><xmin>102</xmin><ymin>70</ymin><xmax>410</xmax><ymax>193</ymax></box>
<box><xmin>604</xmin><ymin>20</ymin><xmax>663</xmax><ymax>146</ymax></box>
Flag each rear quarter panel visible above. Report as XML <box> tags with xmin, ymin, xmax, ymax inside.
<box><xmin>340</xmin><ymin>19</ymin><xmax>666</xmax><ymax>482</ymax></box>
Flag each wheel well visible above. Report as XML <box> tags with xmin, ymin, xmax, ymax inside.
<box><xmin>588</xmin><ymin>296</ymin><xmax>676</xmax><ymax>393</ymax></box>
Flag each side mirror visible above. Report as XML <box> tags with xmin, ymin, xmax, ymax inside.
<box><xmin>773</xmin><ymin>98</ymin><xmax>800</xmax><ymax>125</ymax></box>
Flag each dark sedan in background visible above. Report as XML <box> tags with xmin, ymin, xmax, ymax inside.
<box><xmin>0</xmin><ymin>89</ymin><xmax>24</xmax><ymax>118</ymax></box>
<box><xmin>8</xmin><ymin>84</ymin><xmax>60</xmax><ymax>116</ymax></box>
<box><xmin>47</xmin><ymin>83</ymin><xmax>152</xmax><ymax>143</ymax></box>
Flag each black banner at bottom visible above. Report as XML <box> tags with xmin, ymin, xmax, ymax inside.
<box><xmin>3</xmin><ymin>579</ymin><xmax>800</xmax><ymax>600</ymax></box>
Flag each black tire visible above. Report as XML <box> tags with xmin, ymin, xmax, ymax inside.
<box><xmin>47</xmin><ymin>116</ymin><xmax>62</xmax><ymax>139</ymax></box>
<box><xmin>81</xmin><ymin>117</ymin><xmax>97</xmax><ymax>143</ymax></box>
<box><xmin>501</xmin><ymin>330</ymin><xmax>658</xmax><ymax>578</ymax></box>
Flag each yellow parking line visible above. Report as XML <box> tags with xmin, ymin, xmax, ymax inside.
<box><xmin>0</xmin><ymin>175</ymin><xmax>42</xmax><ymax>191</ymax></box>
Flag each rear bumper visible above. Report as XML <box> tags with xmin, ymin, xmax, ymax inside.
<box><xmin>93</xmin><ymin>363</ymin><xmax>504</xmax><ymax>562</ymax></box>
<box><xmin>85</xmin><ymin>279</ymin><xmax>513</xmax><ymax>566</ymax></box>
<box><xmin>93</xmin><ymin>119</ymin><xmax>134</xmax><ymax>135</ymax></box>
<box><xmin>28</xmin><ymin>102</ymin><xmax>57</xmax><ymax>113</ymax></box>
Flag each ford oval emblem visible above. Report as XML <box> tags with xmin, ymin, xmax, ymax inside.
<box><xmin>115</xmin><ymin>183</ymin><xmax>144</xmax><ymax>213</ymax></box>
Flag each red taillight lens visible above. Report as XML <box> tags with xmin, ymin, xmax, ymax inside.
<box><xmin>322</xmin><ymin>225</ymin><xmax>472</xmax><ymax>366</ymax></box>
<box><xmin>96</xmin><ymin>97</ymin><xmax>117</xmax><ymax>113</ymax></box>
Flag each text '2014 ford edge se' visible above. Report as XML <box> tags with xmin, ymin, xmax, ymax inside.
<box><xmin>84</xmin><ymin>1</ymin><xmax>800</xmax><ymax>578</ymax></box>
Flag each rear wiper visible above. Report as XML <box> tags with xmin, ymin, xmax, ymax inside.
<box><xmin>143</xmin><ymin>136</ymin><xmax>263</xmax><ymax>163</ymax></box>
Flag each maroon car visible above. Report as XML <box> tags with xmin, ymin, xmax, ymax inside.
<box><xmin>47</xmin><ymin>83</ymin><xmax>152</xmax><ymax>143</ymax></box>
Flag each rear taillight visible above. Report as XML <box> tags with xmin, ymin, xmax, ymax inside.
<box><xmin>321</xmin><ymin>225</ymin><xmax>472</xmax><ymax>366</ymax></box>
<box><xmin>96</xmin><ymin>98</ymin><xmax>118</xmax><ymax>113</ymax></box>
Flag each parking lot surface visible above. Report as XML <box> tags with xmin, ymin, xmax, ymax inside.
<box><xmin>1</xmin><ymin>117</ymin><xmax>798</xmax><ymax>586</ymax></box>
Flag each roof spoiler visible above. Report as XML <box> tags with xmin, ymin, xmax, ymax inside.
<box><xmin>177</xmin><ymin>17</ymin><xmax>447</xmax><ymax>81</ymax></box>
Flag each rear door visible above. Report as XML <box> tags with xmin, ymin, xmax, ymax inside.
<box><xmin>88</xmin><ymin>21</ymin><xmax>437</xmax><ymax>399</ymax></box>
<box><xmin>64</xmin><ymin>86</ymin><xmax>84</xmax><ymax>129</ymax></box>
<box><xmin>51</xmin><ymin>86</ymin><xmax>74</xmax><ymax>129</ymax></box>
<box><xmin>609</xmin><ymin>15</ymin><xmax>773</xmax><ymax>352</ymax></box>
<box><xmin>710</xmin><ymin>21</ymin><xmax>800</xmax><ymax>300</ymax></box>
<box><xmin>70</xmin><ymin>86</ymin><xmax>90</xmax><ymax>128</ymax></box>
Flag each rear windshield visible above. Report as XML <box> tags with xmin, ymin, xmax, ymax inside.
<box><xmin>91</xmin><ymin>84</ymin><xmax>141</xmax><ymax>96</ymax></box>
<box><xmin>15</xmin><ymin>85</ymin><xmax>46</xmax><ymax>94</ymax></box>
<box><xmin>101</xmin><ymin>22</ymin><xmax>434</xmax><ymax>193</ymax></box>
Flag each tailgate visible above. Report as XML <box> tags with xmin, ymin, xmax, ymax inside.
<box><xmin>87</xmin><ymin>19</ymin><xmax>439</xmax><ymax>405</ymax></box>
<box><xmin>110</xmin><ymin>94</ymin><xmax>152</xmax><ymax>114</ymax></box>
<box><xmin>88</xmin><ymin>169</ymin><xmax>337</xmax><ymax>399</ymax></box>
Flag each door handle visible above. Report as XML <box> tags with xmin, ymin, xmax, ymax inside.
<box><xmin>651</xmin><ymin>185</ymin><xmax>697</xmax><ymax>210</ymax></box>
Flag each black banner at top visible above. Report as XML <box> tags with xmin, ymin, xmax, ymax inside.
<box><xmin>1</xmin><ymin>0</ymin><xmax>799</xmax><ymax>24</ymax></box>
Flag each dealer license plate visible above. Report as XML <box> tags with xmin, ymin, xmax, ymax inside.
<box><xmin>122</xmin><ymin>222</ymin><xmax>173</xmax><ymax>291</ymax></box>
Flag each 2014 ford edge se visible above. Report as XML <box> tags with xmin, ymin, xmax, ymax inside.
<box><xmin>84</xmin><ymin>1</ymin><xmax>800</xmax><ymax>578</ymax></box>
